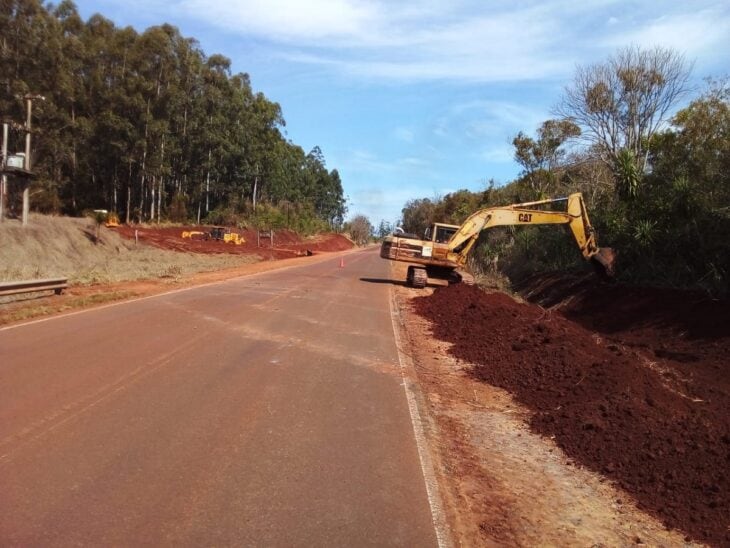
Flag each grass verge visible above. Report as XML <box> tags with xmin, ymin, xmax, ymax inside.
<box><xmin>0</xmin><ymin>290</ymin><xmax>138</xmax><ymax>326</ymax></box>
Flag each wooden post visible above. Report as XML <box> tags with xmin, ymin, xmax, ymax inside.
<box><xmin>22</xmin><ymin>98</ymin><xmax>32</xmax><ymax>227</ymax></box>
<box><xmin>22</xmin><ymin>94</ymin><xmax>44</xmax><ymax>227</ymax></box>
<box><xmin>25</xmin><ymin>101</ymin><xmax>31</xmax><ymax>171</ymax></box>
<box><xmin>0</xmin><ymin>123</ymin><xmax>7</xmax><ymax>223</ymax></box>
<box><xmin>257</xmin><ymin>230</ymin><xmax>273</xmax><ymax>248</ymax></box>
<box><xmin>22</xmin><ymin>188</ymin><xmax>29</xmax><ymax>226</ymax></box>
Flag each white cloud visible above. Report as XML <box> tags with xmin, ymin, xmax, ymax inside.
<box><xmin>451</xmin><ymin>100</ymin><xmax>546</xmax><ymax>132</ymax></box>
<box><xmin>399</xmin><ymin>157</ymin><xmax>428</xmax><ymax>167</ymax></box>
<box><xmin>393</xmin><ymin>127</ymin><xmax>415</xmax><ymax>143</ymax></box>
<box><xmin>429</xmin><ymin>99</ymin><xmax>548</xmax><ymax>152</ymax></box>
<box><xmin>350</xmin><ymin>186</ymin><xmax>421</xmax><ymax>221</ymax></box>
<box><xmin>343</xmin><ymin>148</ymin><xmax>434</xmax><ymax>179</ymax></box>
<box><xmin>602</xmin><ymin>9</ymin><xmax>730</xmax><ymax>57</ymax></box>
<box><xmin>172</xmin><ymin>1</ymin><xmax>585</xmax><ymax>82</ymax></box>
<box><xmin>481</xmin><ymin>145</ymin><xmax>514</xmax><ymax>163</ymax></box>
<box><xmin>346</xmin><ymin>149</ymin><xmax>391</xmax><ymax>174</ymax></box>
<box><xmin>91</xmin><ymin>0</ymin><xmax>730</xmax><ymax>84</ymax></box>
<box><xmin>179</xmin><ymin>0</ymin><xmax>378</xmax><ymax>42</ymax></box>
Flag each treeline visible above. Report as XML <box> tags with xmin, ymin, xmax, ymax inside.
<box><xmin>400</xmin><ymin>47</ymin><xmax>729</xmax><ymax>295</ymax></box>
<box><xmin>1</xmin><ymin>0</ymin><xmax>346</xmax><ymax>231</ymax></box>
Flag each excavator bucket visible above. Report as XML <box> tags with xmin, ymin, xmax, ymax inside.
<box><xmin>590</xmin><ymin>247</ymin><xmax>617</xmax><ymax>278</ymax></box>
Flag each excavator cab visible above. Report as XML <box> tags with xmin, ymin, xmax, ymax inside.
<box><xmin>434</xmin><ymin>225</ymin><xmax>458</xmax><ymax>244</ymax></box>
<box><xmin>424</xmin><ymin>223</ymin><xmax>460</xmax><ymax>244</ymax></box>
<box><xmin>208</xmin><ymin>227</ymin><xmax>226</xmax><ymax>240</ymax></box>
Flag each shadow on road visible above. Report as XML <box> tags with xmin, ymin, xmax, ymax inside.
<box><xmin>359</xmin><ymin>277</ymin><xmax>407</xmax><ymax>287</ymax></box>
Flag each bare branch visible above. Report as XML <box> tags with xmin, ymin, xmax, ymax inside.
<box><xmin>555</xmin><ymin>45</ymin><xmax>692</xmax><ymax>179</ymax></box>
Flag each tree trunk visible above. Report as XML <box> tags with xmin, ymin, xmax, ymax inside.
<box><xmin>150</xmin><ymin>176</ymin><xmax>156</xmax><ymax>221</ymax></box>
<box><xmin>253</xmin><ymin>164</ymin><xmax>259</xmax><ymax>211</ymax></box>
<box><xmin>140</xmin><ymin>99</ymin><xmax>150</xmax><ymax>221</ymax></box>
<box><xmin>157</xmin><ymin>178</ymin><xmax>162</xmax><ymax>222</ymax></box>
<box><xmin>139</xmin><ymin>170</ymin><xmax>146</xmax><ymax>222</ymax></box>
<box><xmin>22</xmin><ymin>187</ymin><xmax>29</xmax><ymax>227</ymax></box>
<box><xmin>158</xmin><ymin>135</ymin><xmax>166</xmax><ymax>222</ymax></box>
<box><xmin>126</xmin><ymin>185</ymin><xmax>131</xmax><ymax>225</ymax></box>
<box><xmin>206</xmin><ymin>148</ymin><xmax>211</xmax><ymax>213</ymax></box>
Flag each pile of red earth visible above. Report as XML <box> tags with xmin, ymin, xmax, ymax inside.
<box><xmin>114</xmin><ymin>225</ymin><xmax>352</xmax><ymax>259</ymax></box>
<box><xmin>414</xmin><ymin>281</ymin><xmax>729</xmax><ymax>546</ymax></box>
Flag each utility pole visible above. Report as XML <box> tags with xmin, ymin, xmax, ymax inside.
<box><xmin>0</xmin><ymin>123</ymin><xmax>7</xmax><ymax>222</ymax></box>
<box><xmin>22</xmin><ymin>94</ymin><xmax>44</xmax><ymax>226</ymax></box>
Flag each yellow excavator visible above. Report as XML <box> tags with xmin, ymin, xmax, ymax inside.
<box><xmin>380</xmin><ymin>192</ymin><xmax>616</xmax><ymax>288</ymax></box>
<box><xmin>105</xmin><ymin>212</ymin><xmax>120</xmax><ymax>228</ymax></box>
<box><xmin>181</xmin><ymin>227</ymin><xmax>245</xmax><ymax>244</ymax></box>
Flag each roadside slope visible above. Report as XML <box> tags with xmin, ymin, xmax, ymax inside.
<box><xmin>0</xmin><ymin>215</ymin><xmax>256</xmax><ymax>284</ymax></box>
<box><xmin>405</xmin><ymin>275</ymin><xmax>728</xmax><ymax>546</ymax></box>
<box><xmin>0</xmin><ymin>215</ymin><xmax>354</xmax><ymax>326</ymax></box>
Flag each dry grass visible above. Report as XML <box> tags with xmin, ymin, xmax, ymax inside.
<box><xmin>467</xmin><ymin>257</ymin><xmax>512</xmax><ymax>293</ymax></box>
<box><xmin>0</xmin><ymin>290</ymin><xmax>138</xmax><ymax>324</ymax></box>
<box><xmin>0</xmin><ymin>214</ymin><xmax>257</xmax><ymax>285</ymax></box>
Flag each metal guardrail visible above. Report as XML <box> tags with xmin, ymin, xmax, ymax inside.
<box><xmin>0</xmin><ymin>277</ymin><xmax>68</xmax><ymax>297</ymax></box>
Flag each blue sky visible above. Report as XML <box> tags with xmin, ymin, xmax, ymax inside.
<box><xmin>74</xmin><ymin>1</ymin><xmax>729</xmax><ymax>226</ymax></box>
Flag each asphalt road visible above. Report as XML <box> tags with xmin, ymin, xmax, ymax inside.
<box><xmin>0</xmin><ymin>249</ymin><xmax>439</xmax><ymax>546</ymax></box>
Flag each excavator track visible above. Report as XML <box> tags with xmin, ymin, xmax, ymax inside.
<box><xmin>407</xmin><ymin>266</ymin><xmax>428</xmax><ymax>288</ymax></box>
<box><xmin>453</xmin><ymin>269</ymin><xmax>475</xmax><ymax>285</ymax></box>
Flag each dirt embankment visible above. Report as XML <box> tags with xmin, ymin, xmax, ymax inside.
<box><xmin>0</xmin><ymin>216</ymin><xmax>258</xmax><ymax>284</ymax></box>
<box><xmin>115</xmin><ymin>225</ymin><xmax>353</xmax><ymax>258</ymax></box>
<box><xmin>413</xmin><ymin>278</ymin><xmax>729</xmax><ymax>546</ymax></box>
<box><xmin>0</xmin><ymin>216</ymin><xmax>354</xmax><ymax>325</ymax></box>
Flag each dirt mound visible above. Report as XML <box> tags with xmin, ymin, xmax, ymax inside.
<box><xmin>114</xmin><ymin>225</ymin><xmax>353</xmax><ymax>258</ymax></box>
<box><xmin>516</xmin><ymin>273</ymin><xmax>729</xmax><ymax>341</ymax></box>
<box><xmin>413</xmin><ymin>283</ymin><xmax>729</xmax><ymax>546</ymax></box>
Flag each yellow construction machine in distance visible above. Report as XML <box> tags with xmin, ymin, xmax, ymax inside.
<box><xmin>207</xmin><ymin>226</ymin><xmax>244</xmax><ymax>245</ymax></box>
<box><xmin>181</xmin><ymin>226</ymin><xmax>245</xmax><ymax>244</ymax></box>
<box><xmin>105</xmin><ymin>212</ymin><xmax>120</xmax><ymax>228</ymax></box>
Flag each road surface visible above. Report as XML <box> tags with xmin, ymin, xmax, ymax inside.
<box><xmin>0</xmin><ymin>249</ymin><xmax>439</xmax><ymax>546</ymax></box>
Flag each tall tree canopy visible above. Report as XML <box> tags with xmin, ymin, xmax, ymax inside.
<box><xmin>556</xmin><ymin>45</ymin><xmax>691</xmax><ymax>197</ymax></box>
<box><xmin>0</xmin><ymin>0</ymin><xmax>346</xmax><ymax>228</ymax></box>
<box><xmin>512</xmin><ymin>119</ymin><xmax>580</xmax><ymax>197</ymax></box>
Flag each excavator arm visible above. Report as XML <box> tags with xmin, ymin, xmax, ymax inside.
<box><xmin>447</xmin><ymin>193</ymin><xmax>615</xmax><ymax>276</ymax></box>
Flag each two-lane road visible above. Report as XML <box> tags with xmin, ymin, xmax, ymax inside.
<box><xmin>0</xmin><ymin>248</ymin><xmax>440</xmax><ymax>546</ymax></box>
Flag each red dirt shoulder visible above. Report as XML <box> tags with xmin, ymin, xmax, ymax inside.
<box><xmin>413</xmin><ymin>282</ymin><xmax>729</xmax><ymax>545</ymax></box>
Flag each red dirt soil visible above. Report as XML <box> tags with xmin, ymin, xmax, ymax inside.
<box><xmin>413</xmin><ymin>279</ymin><xmax>729</xmax><ymax>546</ymax></box>
<box><xmin>114</xmin><ymin>225</ymin><xmax>353</xmax><ymax>259</ymax></box>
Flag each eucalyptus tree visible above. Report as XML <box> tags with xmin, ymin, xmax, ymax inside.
<box><xmin>243</xmin><ymin>90</ymin><xmax>285</xmax><ymax>210</ymax></box>
<box><xmin>512</xmin><ymin>119</ymin><xmax>580</xmax><ymax>197</ymax></box>
<box><xmin>1</xmin><ymin>1</ymin><xmax>347</xmax><ymax>227</ymax></box>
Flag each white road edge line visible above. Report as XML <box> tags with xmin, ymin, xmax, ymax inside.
<box><xmin>389</xmin><ymin>287</ymin><xmax>452</xmax><ymax>548</ymax></box>
<box><xmin>0</xmin><ymin>250</ymin><xmax>358</xmax><ymax>332</ymax></box>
